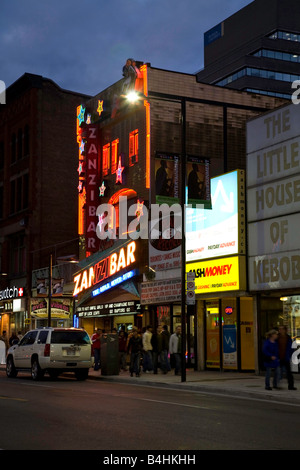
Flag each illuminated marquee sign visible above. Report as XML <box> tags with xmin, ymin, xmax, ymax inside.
<box><xmin>73</xmin><ymin>241</ymin><xmax>137</xmax><ymax>296</ymax></box>
<box><xmin>85</xmin><ymin>125</ymin><xmax>99</xmax><ymax>252</ymax></box>
<box><xmin>0</xmin><ymin>286</ymin><xmax>24</xmax><ymax>301</ymax></box>
<box><xmin>187</xmin><ymin>256</ymin><xmax>246</xmax><ymax>294</ymax></box>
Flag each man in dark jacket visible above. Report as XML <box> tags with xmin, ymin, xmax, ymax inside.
<box><xmin>278</xmin><ymin>325</ymin><xmax>297</xmax><ymax>390</ymax></box>
<box><xmin>127</xmin><ymin>329</ymin><xmax>142</xmax><ymax>377</ymax></box>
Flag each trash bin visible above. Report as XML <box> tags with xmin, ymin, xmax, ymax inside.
<box><xmin>100</xmin><ymin>334</ymin><xmax>119</xmax><ymax>375</ymax></box>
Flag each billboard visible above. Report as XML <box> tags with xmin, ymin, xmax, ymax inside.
<box><xmin>186</xmin><ymin>170</ymin><xmax>245</xmax><ymax>262</ymax></box>
<box><xmin>247</xmin><ymin>103</ymin><xmax>300</xmax><ymax>291</ymax></box>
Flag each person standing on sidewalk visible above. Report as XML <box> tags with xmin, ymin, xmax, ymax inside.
<box><xmin>127</xmin><ymin>328</ymin><xmax>143</xmax><ymax>377</ymax></box>
<box><xmin>278</xmin><ymin>325</ymin><xmax>297</xmax><ymax>390</ymax></box>
<box><xmin>91</xmin><ymin>328</ymin><xmax>101</xmax><ymax>371</ymax></box>
<box><xmin>169</xmin><ymin>326</ymin><xmax>182</xmax><ymax>376</ymax></box>
<box><xmin>142</xmin><ymin>325</ymin><xmax>153</xmax><ymax>373</ymax></box>
<box><xmin>263</xmin><ymin>329</ymin><xmax>280</xmax><ymax>391</ymax></box>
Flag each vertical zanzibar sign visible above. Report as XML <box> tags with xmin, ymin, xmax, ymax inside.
<box><xmin>85</xmin><ymin>125</ymin><xmax>99</xmax><ymax>252</ymax></box>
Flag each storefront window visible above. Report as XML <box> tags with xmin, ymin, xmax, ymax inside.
<box><xmin>282</xmin><ymin>296</ymin><xmax>300</xmax><ymax>345</ymax></box>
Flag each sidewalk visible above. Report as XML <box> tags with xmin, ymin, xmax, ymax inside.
<box><xmin>89</xmin><ymin>367</ymin><xmax>300</xmax><ymax>405</ymax></box>
<box><xmin>1</xmin><ymin>364</ymin><xmax>300</xmax><ymax>405</ymax></box>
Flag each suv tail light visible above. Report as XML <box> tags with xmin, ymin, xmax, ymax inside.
<box><xmin>44</xmin><ymin>344</ymin><xmax>50</xmax><ymax>356</ymax></box>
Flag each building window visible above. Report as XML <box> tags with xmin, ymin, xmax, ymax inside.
<box><xmin>268</xmin><ymin>30</ymin><xmax>300</xmax><ymax>43</ymax></box>
<box><xmin>215</xmin><ymin>67</ymin><xmax>300</xmax><ymax>87</ymax></box>
<box><xmin>11</xmin><ymin>133</ymin><xmax>16</xmax><ymax>164</ymax></box>
<box><xmin>24</xmin><ymin>125</ymin><xmax>30</xmax><ymax>156</ymax></box>
<box><xmin>10</xmin><ymin>233</ymin><xmax>26</xmax><ymax>276</ymax></box>
<box><xmin>111</xmin><ymin>139</ymin><xmax>119</xmax><ymax>174</ymax></box>
<box><xmin>0</xmin><ymin>185</ymin><xmax>3</xmax><ymax>219</ymax></box>
<box><xmin>102</xmin><ymin>143</ymin><xmax>110</xmax><ymax>176</ymax></box>
<box><xmin>245</xmin><ymin>88</ymin><xmax>291</xmax><ymax>99</ymax></box>
<box><xmin>10</xmin><ymin>173</ymin><xmax>29</xmax><ymax>214</ymax></box>
<box><xmin>0</xmin><ymin>141</ymin><xmax>4</xmax><ymax>170</ymax></box>
<box><xmin>17</xmin><ymin>129</ymin><xmax>22</xmax><ymax>160</ymax></box>
<box><xmin>129</xmin><ymin>129</ymin><xmax>138</xmax><ymax>166</ymax></box>
<box><xmin>252</xmin><ymin>49</ymin><xmax>300</xmax><ymax>64</ymax></box>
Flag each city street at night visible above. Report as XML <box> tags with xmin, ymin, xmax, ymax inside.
<box><xmin>0</xmin><ymin>370</ymin><xmax>299</xmax><ymax>451</ymax></box>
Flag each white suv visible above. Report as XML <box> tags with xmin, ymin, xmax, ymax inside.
<box><xmin>6</xmin><ymin>327</ymin><xmax>93</xmax><ymax>381</ymax></box>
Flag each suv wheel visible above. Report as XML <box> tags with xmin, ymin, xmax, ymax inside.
<box><xmin>75</xmin><ymin>369</ymin><xmax>89</xmax><ymax>381</ymax></box>
<box><xmin>31</xmin><ymin>358</ymin><xmax>44</xmax><ymax>381</ymax></box>
<box><xmin>6</xmin><ymin>356</ymin><xmax>18</xmax><ymax>378</ymax></box>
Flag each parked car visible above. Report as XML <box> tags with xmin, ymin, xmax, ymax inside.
<box><xmin>6</xmin><ymin>327</ymin><xmax>93</xmax><ymax>380</ymax></box>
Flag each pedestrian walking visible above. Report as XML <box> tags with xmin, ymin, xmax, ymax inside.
<box><xmin>162</xmin><ymin>325</ymin><xmax>171</xmax><ymax>372</ymax></box>
<box><xmin>169</xmin><ymin>326</ymin><xmax>182</xmax><ymax>375</ymax></box>
<box><xmin>91</xmin><ymin>328</ymin><xmax>102</xmax><ymax>371</ymax></box>
<box><xmin>142</xmin><ymin>325</ymin><xmax>153</xmax><ymax>372</ymax></box>
<box><xmin>0</xmin><ymin>331</ymin><xmax>9</xmax><ymax>353</ymax></box>
<box><xmin>127</xmin><ymin>328</ymin><xmax>143</xmax><ymax>377</ymax></box>
<box><xmin>262</xmin><ymin>329</ymin><xmax>280</xmax><ymax>390</ymax></box>
<box><xmin>278</xmin><ymin>325</ymin><xmax>297</xmax><ymax>390</ymax></box>
<box><xmin>9</xmin><ymin>331</ymin><xmax>19</xmax><ymax>346</ymax></box>
<box><xmin>151</xmin><ymin>327</ymin><xmax>159</xmax><ymax>374</ymax></box>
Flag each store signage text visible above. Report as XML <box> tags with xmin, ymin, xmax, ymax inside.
<box><xmin>73</xmin><ymin>241</ymin><xmax>136</xmax><ymax>296</ymax></box>
<box><xmin>77</xmin><ymin>300</ymin><xmax>140</xmax><ymax>317</ymax></box>
<box><xmin>0</xmin><ymin>286</ymin><xmax>24</xmax><ymax>301</ymax></box>
<box><xmin>187</xmin><ymin>256</ymin><xmax>245</xmax><ymax>293</ymax></box>
<box><xmin>85</xmin><ymin>125</ymin><xmax>99</xmax><ymax>252</ymax></box>
<box><xmin>247</xmin><ymin>103</ymin><xmax>300</xmax><ymax>291</ymax></box>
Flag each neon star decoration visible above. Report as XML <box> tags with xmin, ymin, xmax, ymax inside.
<box><xmin>77</xmin><ymin>161</ymin><xmax>84</xmax><ymax>175</ymax></box>
<box><xmin>136</xmin><ymin>199</ymin><xmax>144</xmax><ymax>221</ymax></box>
<box><xmin>116</xmin><ymin>157</ymin><xmax>124</xmax><ymax>184</ymax></box>
<box><xmin>78</xmin><ymin>181</ymin><xmax>83</xmax><ymax>193</ymax></box>
<box><xmin>98</xmin><ymin>212</ymin><xmax>106</xmax><ymax>231</ymax></box>
<box><xmin>99</xmin><ymin>181</ymin><xmax>106</xmax><ymax>196</ymax></box>
<box><xmin>77</xmin><ymin>105</ymin><xmax>86</xmax><ymax>125</ymax></box>
<box><xmin>97</xmin><ymin>100</ymin><xmax>104</xmax><ymax>116</ymax></box>
<box><xmin>79</xmin><ymin>140</ymin><xmax>85</xmax><ymax>154</ymax></box>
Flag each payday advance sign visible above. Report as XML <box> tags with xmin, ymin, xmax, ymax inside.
<box><xmin>247</xmin><ymin>103</ymin><xmax>300</xmax><ymax>290</ymax></box>
<box><xmin>187</xmin><ymin>256</ymin><xmax>246</xmax><ymax>294</ymax></box>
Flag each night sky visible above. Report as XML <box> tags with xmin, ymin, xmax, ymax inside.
<box><xmin>1</xmin><ymin>0</ymin><xmax>251</xmax><ymax>96</ymax></box>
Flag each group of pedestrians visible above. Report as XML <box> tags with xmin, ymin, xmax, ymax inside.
<box><xmin>126</xmin><ymin>324</ymin><xmax>182</xmax><ymax>377</ymax></box>
<box><xmin>262</xmin><ymin>325</ymin><xmax>297</xmax><ymax>391</ymax></box>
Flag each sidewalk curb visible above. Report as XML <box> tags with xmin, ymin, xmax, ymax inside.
<box><xmin>87</xmin><ymin>373</ymin><xmax>300</xmax><ymax>406</ymax></box>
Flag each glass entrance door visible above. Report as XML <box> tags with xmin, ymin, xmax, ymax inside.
<box><xmin>205</xmin><ymin>301</ymin><xmax>220</xmax><ymax>369</ymax></box>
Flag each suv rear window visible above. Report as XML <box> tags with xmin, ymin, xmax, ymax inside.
<box><xmin>51</xmin><ymin>330</ymin><xmax>90</xmax><ymax>345</ymax></box>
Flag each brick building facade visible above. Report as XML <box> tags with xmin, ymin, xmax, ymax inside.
<box><xmin>0</xmin><ymin>73</ymin><xmax>90</xmax><ymax>336</ymax></box>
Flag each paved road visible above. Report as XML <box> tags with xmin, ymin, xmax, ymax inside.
<box><xmin>0</xmin><ymin>370</ymin><xmax>299</xmax><ymax>452</ymax></box>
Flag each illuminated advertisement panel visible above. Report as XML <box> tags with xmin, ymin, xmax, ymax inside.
<box><xmin>186</xmin><ymin>170</ymin><xmax>245</xmax><ymax>262</ymax></box>
<box><xmin>187</xmin><ymin>256</ymin><xmax>246</xmax><ymax>294</ymax></box>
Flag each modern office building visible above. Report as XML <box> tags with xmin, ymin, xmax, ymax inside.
<box><xmin>196</xmin><ymin>0</ymin><xmax>300</xmax><ymax>100</ymax></box>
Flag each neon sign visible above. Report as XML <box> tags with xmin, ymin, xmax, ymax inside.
<box><xmin>0</xmin><ymin>286</ymin><xmax>24</xmax><ymax>301</ymax></box>
<box><xmin>91</xmin><ymin>269</ymin><xmax>137</xmax><ymax>297</ymax></box>
<box><xmin>73</xmin><ymin>241</ymin><xmax>137</xmax><ymax>296</ymax></box>
<box><xmin>116</xmin><ymin>156</ymin><xmax>124</xmax><ymax>184</ymax></box>
<box><xmin>85</xmin><ymin>125</ymin><xmax>99</xmax><ymax>252</ymax></box>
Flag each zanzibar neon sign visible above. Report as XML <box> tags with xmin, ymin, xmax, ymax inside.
<box><xmin>73</xmin><ymin>241</ymin><xmax>137</xmax><ymax>296</ymax></box>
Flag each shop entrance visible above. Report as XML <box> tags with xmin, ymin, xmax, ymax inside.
<box><xmin>204</xmin><ymin>297</ymin><xmax>255</xmax><ymax>371</ymax></box>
